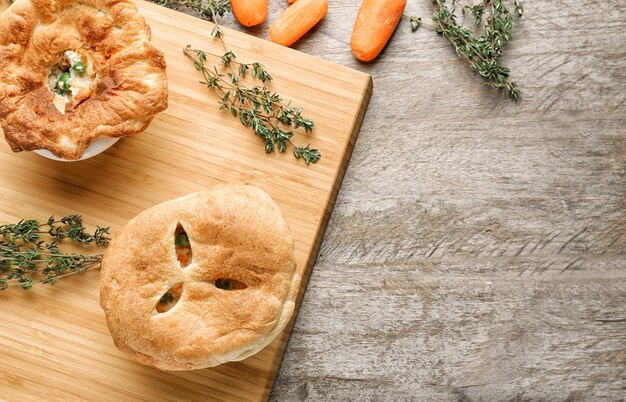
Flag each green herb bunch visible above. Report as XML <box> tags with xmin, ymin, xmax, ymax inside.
<box><xmin>409</xmin><ymin>0</ymin><xmax>523</xmax><ymax>101</ymax></box>
<box><xmin>0</xmin><ymin>215</ymin><xmax>109</xmax><ymax>290</ymax></box>
<box><xmin>153</xmin><ymin>0</ymin><xmax>320</xmax><ymax>164</ymax></box>
<box><xmin>153</xmin><ymin>0</ymin><xmax>231</xmax><ymax>19</ymax></box>
<box><xmin>185</xmin><ymin>46</ymin><xmax>320</xmax><ymax>164</ymax></box>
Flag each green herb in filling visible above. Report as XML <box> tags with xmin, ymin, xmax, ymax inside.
<box><xmin>175</xmin><ymin>233</ymin><xmax>190</xmax><ymax>247</ymax></box>
<box><xmin>215</xmin><ymin>279</ymin><xmax>233</xmax><ymax>290</ymax></box>
<box><xmin>71</xmin><ymin>61</ymin><xmax>87</xmax><ymax>73</ymax></box>
<box><xmin>159</xmin><ymin>291</ymin><xmax>174</xmax><ymax>304</ymax></box>
<box><xmin>57</xmin><ymin>72</ymin><xmax>71</xmax><ymax>92</ymax></box>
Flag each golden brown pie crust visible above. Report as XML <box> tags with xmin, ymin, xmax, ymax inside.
<box><xmin>99</xmin><ymin>185</ymin><xmax>300</xmax><ymax>370</ymax></box>
<box><xmin>0</xmin><ymin>0</ymin><xmax>168</xmax><ymax>160</ymax></box>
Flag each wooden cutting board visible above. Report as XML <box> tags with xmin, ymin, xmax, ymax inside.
<box><xmin>0</xmin><ymin>1</ymin><xmax>372</xmax><ymax>401</ymax></box>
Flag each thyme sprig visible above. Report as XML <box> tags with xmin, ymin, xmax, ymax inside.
<box><xmin>0</xmin><ymin>215</ymin><xmax>109</xmax><ymax>290</ymax></box>
<box><xmin>152</xmin><ymin>0</ymin><xmax>320</xmax><ymax>164</ymax></box>
<box><xmin>184</xmin><ymin>46</ymin><xmax>320</xmax><ymax>164</ymax></box>
<box><xmin>408</xmin><ymin>0</ymin><xmax>523</xmax><ymax>101</ymax></box>
<box><xmin>152</xmin><ymin>0</ymin><xmax>231</xmax><ymax>19</ymax></box>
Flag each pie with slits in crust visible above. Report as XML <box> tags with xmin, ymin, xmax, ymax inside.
<box><xmin>100</xmin><ymin>185</ymin><xmax>300</xmax><ymax>370</ymax></box>
<box><xmin>0</xmin><ymin>0</ymin><xmax>168</xmax><ymax>160</ymax></box>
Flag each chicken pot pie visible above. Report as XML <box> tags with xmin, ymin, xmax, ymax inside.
<box><xmin>0</xmin><ymin>0</ymin><xmax>168</xmax><ymax>160</ymax></box>
<box><xmin>100</xmin><ymin>185</ymin><xmax>300</xmax><ymax>370</ymax></box>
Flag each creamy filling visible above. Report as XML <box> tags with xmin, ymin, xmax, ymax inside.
<box><xmin>47</xmin><ymin>50</ymin><xmax>96</xmax><ymax>114</ymax></box>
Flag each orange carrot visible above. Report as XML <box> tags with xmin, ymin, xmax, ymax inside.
<box><xmin>231</xmin><ymin>0</ymin><xmax>268</xmax><ymax>27</ymax></box>
<box><xmin>269</xmin><ymin>0</ymin><xmax>328</xmax><ymax>47</ymax></box>
<box><xmin>351</xmin><ymin>0</ymin><xmax>407</xmax><ymax>62</ymax></box>
<box><xmin>288</xmin><ymin>0</ymin><xmax>297</xmax><ymax>3</ymax></box>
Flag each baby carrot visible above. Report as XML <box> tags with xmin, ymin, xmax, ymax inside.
<box><xmin>270</xmin><ymin>0</ymin><xmax>328</xmax><ymax>47</ymax></box>
<box><xmin>351</xmin><ymin>0</ymin><xmax>407</xmax><ymax>62</ymax></box>
<box><xmin>231</xmin><ymin>0</ymin><xmax>268</xmax><ymax>27</ymax></box>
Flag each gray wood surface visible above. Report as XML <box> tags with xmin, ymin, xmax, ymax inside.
<box><xmin>178</xmin><ymin>1</ymin><xmax>625</xmax><ymax>400</ymax></box>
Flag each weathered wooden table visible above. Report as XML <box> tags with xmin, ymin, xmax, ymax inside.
<box><xmin>154</xmin><ymin>1</ymin><xmax>625</xmax><ymax>400</ymax></box>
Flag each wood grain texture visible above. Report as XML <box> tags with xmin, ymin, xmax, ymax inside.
<box><xmin>0</xmin><ymin>1</ymin><xmax>372</xmax><ymax>401</ymax></box>
<box><xmin>1</xmin><ymin>0</ymin><xmax>624</xmax><ymax>400</ymax></box>
<box><xmin>185</xmin><ymin>0</ymin><xmax>625</xmax><ymax>400</ymax></box>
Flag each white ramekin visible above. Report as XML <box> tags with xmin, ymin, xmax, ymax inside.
<box><xmin>34</xmin><ymin>137</ymin><xmax>119</xmax><ymax>162</ymax></box>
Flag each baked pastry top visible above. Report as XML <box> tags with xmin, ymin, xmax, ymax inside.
<box><xmin>100</xmin><ymin>184</ymin><xmax>299</xmax><ymax>370</ymax></box>
<box><xmin>0</xmin><ymin>0</ymin><xmax>168</xmax><ymax>160</ymax></box>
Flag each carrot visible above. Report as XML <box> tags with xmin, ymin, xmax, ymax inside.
<box><xmin>269</xmin><ymin>0</ymin><xmax>328</xmax><ymax>47</ymax></box>
<box><xmin>350</xmin><ymin>0</ymin><xmax>407</xmax><ymax>62</ymax></box>
<box><xmin>231</xmin><ymin>0</ymin><xmax>268</xmax><ymax>27</ymax></box>
<box><xmin>288</xmin><ymin>0</ymin><xmax>297</xmax><ymax>3</ymax></box>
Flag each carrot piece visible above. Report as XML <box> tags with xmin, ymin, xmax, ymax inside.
<box><xmin>288</xmin><ymin>0</ymin><xmax>297</xmax><ymax>3</ymax></box>
<box><xmin>350</xmin><ymin>0</ymin><xmax>407</xmax><ymax>62</ymax></box>
<box><xmin>231</xmin><ymin>0</ymin><xmax>268</xmax><ymax>27</ymax></box>
<box><xmin>269</xmin><ymin>0</ymin><xmax>328</xmax><ymax>47</ymax></box>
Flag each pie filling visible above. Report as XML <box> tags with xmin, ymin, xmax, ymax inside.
<box><xmin>47</xmin><ymin>50</ymin><xmax>96</xmax><ymax>114</ymax></box>
<box><xmin>155</xmin><ymin>224</ymin><xmax>246</xmax><ymax>314</ymax></box>
<box><xmin>156</xmin><ymin>283</ymin><xmax>183</xmax><ymax>313</ymax></box>
<box><xmin>215</xmin><ymin>278</ymin><xmax>247</xmax><ymax>290</ymax></box>
<box><xmin>175</xmin><ymin>225</ymin><xmax>192</xmax><ymax>267</ymax></box>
